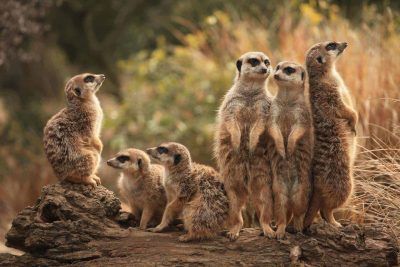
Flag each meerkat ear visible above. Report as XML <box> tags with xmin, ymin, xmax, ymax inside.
<box><xmin>236</xmin><ymin>59</ymin><xmax>242</xmax><ymax>72</ymax></box>
<box><xmin>137</xmin><ymin>158</ymin><xmax>142</xmax><ymax>169</ymax></box>
<box><xmin>73</xmin><ymin>87</ymin><xmax>81</xmax><ymax>97</ymax></box>
<box><xmin>316</xmin><ymin>56</ymin><xmax>325</xmax><ymax>64</ymax></box>
<box><xmin>174</xmin><ymin>154</ymin><xmax>182</xmax><ymax>165</ymax></box>
<box><xmin>301</xmin><ymin>71</ymin><xmax>305</xmax><ymax>81</ymax></box>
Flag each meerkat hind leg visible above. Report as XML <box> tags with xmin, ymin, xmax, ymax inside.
<box><xmin>226</xmin><ymin>189</ymin><xmax>246</xmax><ymax>241</ymax></box>
<box><xmin>139</xmin><ymin>206</ymin><xmax>154</xmax><ymax>230</ymax></box>
<box><xmin>321</xmin><ymin>208</ymin><xmax>342</xmax><ymax>227</ymax></box>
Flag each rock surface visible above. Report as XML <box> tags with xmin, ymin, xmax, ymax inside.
<box><xmin>0</xmin><ymin>181</ymin><xmax>398</xmax><ymax>266</ymax></box>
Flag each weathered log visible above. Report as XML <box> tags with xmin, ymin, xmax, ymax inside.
<box><xmin>0</xmin><ymin>181</ymin><xmax>398</xmax><ymax>266</ymax></box>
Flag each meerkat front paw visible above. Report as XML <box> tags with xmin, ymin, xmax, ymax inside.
<box><xmin>82</xmin><ymin>176</ymin><xmax>99</xmax><ymax>188</ymax></box>
<box><xmin>275</xmin><ymin>228</ymin><xmax>286</xmax><ymax>240</ymax></box>
<box><xmin>226</xmin><ymin>231</ymin><xmax>240</xmax><ymax>241</ymax></box>
<box><xmin>178</xmin><ymin>234</ymin><xmax>193</xmax><ymax>242</ymax></box>
<box><xmin>277</xmin><ymin>146</ymin><xmax>286</xmax><ymax>159</ymax></box>
<box><xmin>90</xmin><ymin>175</ymin><xmax>101</xmax><ymax>186</ymax></box>
<box><xmin>262</xmin><ymin>227</ymin><xmax>276</xmax><ymax>239</ymax></box>
<box><xmin>92</xmin><ymin>137</ymin><xmax>103</xmax><ymax>153</ymax></box>
<box><xmin>148</xmin><ymin>225</ymin><xmax>166</xmax><ymax>233</ymax></box>
<box><xmin>231</xmin><ymin>135</ymin><xmax>241</xmax><ymax>151</ymax></box>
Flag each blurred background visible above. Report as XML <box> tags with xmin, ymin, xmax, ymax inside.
<box><xmin>1</xmin><ymin>0</ymin><xmax>399</xmax><ymax>250</ymax></box>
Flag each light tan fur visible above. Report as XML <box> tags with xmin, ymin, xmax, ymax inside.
<box><xmin>214</xmin><ymin>52</ymin><xmax>274</xmax><ymax>240</ymax></box>
<box><xmin>146</xmin><ymin>142</ymin><xmax>229</xmax><ymax>242</ymax></box>
<box><xmin>304</xmin><ymin>41</ymin><xmax>358</xmax><ymax>228</ymax></box>
<box><xmin>43</xmin><ymin>73</ymin><xmax>105</xmax><ymax>187</ymax></box>
<box><xmin>268</xmin><ymin>61</ymin><xmax>313</xmax><ymax>239</ymax></box>
<box><xmin>107</xmin><ymin>148</ymin><xmax>166</xmax><ymax>229</ymax></box>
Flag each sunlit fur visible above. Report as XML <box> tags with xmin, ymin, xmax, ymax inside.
<box><xmin>268</xmin><ymin>61</ymin><xmax>313</xmax><ymax>238</ymax></box>
<box><xmin>304</xmin><ymin>42</ymin><xmax>358</xmax><ymax>228</ymax></box>
<box><xmin>147</xmin><ymin>142</ymin><xmax>229</xmax><ymax>242</ymax></box>
<box><xmin>107</xmin><ymin>148</ymin><xmax>166</xmax><ymax>229</ymax></box>
<box><xmin>43</xmin><ymin>73</ymin><xmax>105</xmax><ymax>187</ymax></box>
<box><xmin>214</xmin><ymin>52</ymin><xmax>275</xmax><ymax>240</ymax></box>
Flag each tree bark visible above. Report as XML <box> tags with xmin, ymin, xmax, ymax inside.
<box><xmin>0</xmin><ymin>181</ymin><xmax>398</xmax><ymax>266</ymax></box>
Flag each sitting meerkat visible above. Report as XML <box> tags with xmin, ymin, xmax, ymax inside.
<box><xmin>304</xmin><ymin>41</ymin><xmax>358</xmax><ymax>228</ymax></box>
<box><xmin>214</xmin><ymin>52</ymin><xmax>274</xmax><ymax>240</ymax></box>
<box><xmin>43</xmin><ymin>73</ymin><xmax>105</xmax><ymax>187</ymax></box>
<box><xmin>146</xmin><ymin>142</ymin><xmax>229</xmax><ymax>242</ymax></box>
<box><xmin>268</xmin><ymin>61</ymin><xmax>313</xmax><ymax>238</ymax></box>
<box><xmin>107</xmin><ymin>148</ymin><xmax>166</xmax><ymax>229</ymax></box>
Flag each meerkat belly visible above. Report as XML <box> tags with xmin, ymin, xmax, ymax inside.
<box><xmin>237</xmin><ymin>106</ymin><xmax>261</xmax><ymax>149</ymax></box>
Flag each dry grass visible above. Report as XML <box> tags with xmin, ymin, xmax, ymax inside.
<box><xmin>0</xmin><ymin>3</ymin><xmax>399</xmax><ymax>245</ymax></box>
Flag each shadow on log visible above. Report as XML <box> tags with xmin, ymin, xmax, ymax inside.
<box><xmin>0</xmin><ymin>181</ymin><xmax>398</xmax><ymax>266</ymax></box>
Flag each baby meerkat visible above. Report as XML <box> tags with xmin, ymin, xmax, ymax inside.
<box><xmin>304</xmin><ymin>41</ymin><xmax>358</xmax><ymax>228</ymax></box>
<box><xmin>214</xmin><ymin>52</ymin><xmax>274</xmax><ymax>240</ymax></box>
<box><xmin>146</xmin><ymin>142</ymin><xmax>229</xmax><ymax>242</ymax></box>
<box><xmin>43</xmin><ymin>73</ymin><xmax>105</xmax><ymax>187</ymax></box>
<box><xmin>268</xmin><ymin>61</ymin><xmax>313</xmax><ymax>239</ymax></box>
<box><xmin>107</xmin><ymin>148</ymin><xmax>166</xmax><ymax>229</ymax></box>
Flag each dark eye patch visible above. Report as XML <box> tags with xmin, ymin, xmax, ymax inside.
<box><xmin>117</xmin><ymin>155</ymin><xmax>130</xmax><ymax>163</ymax></box>
<box><xmin>325</xmin><ymin>42</ymin><xmax>337</xmax><ymax>51</ymax></box>
<box><xmin>264</xmin><ymin>59</ymin><xmax>270</xmax><ymax>66</ymax></box>
<box><xmin>157</xmin><ymin>146</ymin><xmax>169</xmax><ymax>154</ymax></box>
<box><xmin>248</xmin><ymin>58</ymin><xmax>260</xmax><ymax>67</ymax></box>
<box><xmin>283</xmin><ymin>67</ymin><xmax>296</xmax><ymax>75</ymax></box>
<box><xmin>84</xmin><ymin>75</ymin><xmax>95</xmax><ymax>83</ymax></box>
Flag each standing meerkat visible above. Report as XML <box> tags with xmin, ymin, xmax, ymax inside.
<box><xmin>107</xmin><ymin>148</ymin><xmax>166</xmax><ymax>230</ymax></box>
<box><xmin>268</xmin><ymin>61</ymin><xmax>313</xmax><ymax>238</ymax></box>
<box><xmin>304</xmin><ymin>41</ymin><xmax>358</xmax><ymax>228</ymax></box>
<box><xmin>214</xmin><ymin>52</ymin><xmax>274</xmax><ymax>240</ymax></box>
<box><xmin>43</xmin><ymin>73</ymin><xmax>105</xmax><ymax>187</ymax></box>
<box><xmin>146</xmin><ymin>142</ymin><xmax>229</xmax><ymax>242</ymax></box>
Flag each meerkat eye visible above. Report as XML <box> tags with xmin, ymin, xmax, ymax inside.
<box><xmin>157</xmin><ymin>146</ymin><xmax>169</xmax><ymax>154</ymax></box>
<box><xmin>117</xmin><ymin>155</ymin><xmax>130</xmax><ymax>163</ymax></box>
<box><xmin>283</xmin><ymin>67</ymin><xmax>296</xmax><ymax>75</ymax></box>
<box><xmin>264</xmin><ymin>59</ymin><xmax>270</xmax><ymax>66</ymax></box>
<box><xmin>248</xmin><ymin>58</ymin><xmax>260</xmax><ymax>67</ymax></box>
<box><xmin>325</xmin><ymin>42</ymin><xmax>337</xmax><ymax>51</ymax></box>
<box><xmin>84</xmin><ymin>75</ymin><xmax>95</xmax><ymax>83</ymax></box>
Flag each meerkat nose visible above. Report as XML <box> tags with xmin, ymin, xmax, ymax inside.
<box><xmin>145</xmin><ymin>148</ymin><xmax>152</xmax><ymax>154</ymax></box>
<box><xmin>99</xmin><ymin>74</ymin><xmax>106</xmax><ymax>80</ymax></box>
<box><xmin>261</xmin><ymin>68</ymin><xmax>268</xmax><ymax>74</ymax></box>
<box><xmin>274</xmin><ymin>74</ymin><xmax>280</xmax><ymax>80</ymax></box>
<box><xmin>106</xmin><ymin>159</ymin><xmax>112</xmax><ymax>166</ymax></box>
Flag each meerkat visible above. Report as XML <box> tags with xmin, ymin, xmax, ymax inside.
<box><xmin>303</xmin><ymin>41</ymin><xmax>358</xmax><ymax>228</ymax></box>
<box><xmin>107</xmin><ymin>148</ymin><xmax>166</xmax><ymax>229</ymax></box>
<box><xmin>146</xmin><ymin>142</ymin><xmax>229</xmax><ymax>242</ymax></box>
<box><xmin>268</xmin><ymin>61</ymin><xmax>313</xmax><ymax>239</ymax></box>
<box><xmin>214</xmin><ymin>52</ymin><xmax>274</xmax><ymax>240</ymax></box>
<box><xmin>43</xmin><ymin>73</ymin><xmax>105</xmax><ymax>187</ymax></box>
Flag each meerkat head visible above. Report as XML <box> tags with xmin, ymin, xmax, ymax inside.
<box><xmin>107</xmin><ymin>148</ymin><xmax>150</xmax><ymax>174</ymax></box>
<box><xmin>236</xmin><ymin>51</ymin><xmax>271</xmax><ymax>82</ymax></box>
<box><xmin>146</xmin><ymin>142</ymin><xmax>191</xmax><ymax>169</ymax></box>
<box><xmin>65</xmin><ymin>73</ymin><xmax>106</xmax><ymax>103</ymax></box>
<box><xmin>305</xmin><ymin>41</ymin><xmax>348</xmax><ymax>75</ymax></box>
<box><xmin>273</xmin><ymin>61</ymin><xmax>306</xmax><ymax>90</ymax></box>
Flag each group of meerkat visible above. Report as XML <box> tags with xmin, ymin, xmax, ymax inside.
<box><xmin>43</xmin><ymin>41</ymin><xmax>357</xmax><ymax>242</ymax></box>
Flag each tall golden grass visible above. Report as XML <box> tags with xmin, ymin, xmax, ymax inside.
<box><xmin>0</xmin><ymin>3</ymin><xmax>399</xmax><ymax>245</ymax></box>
